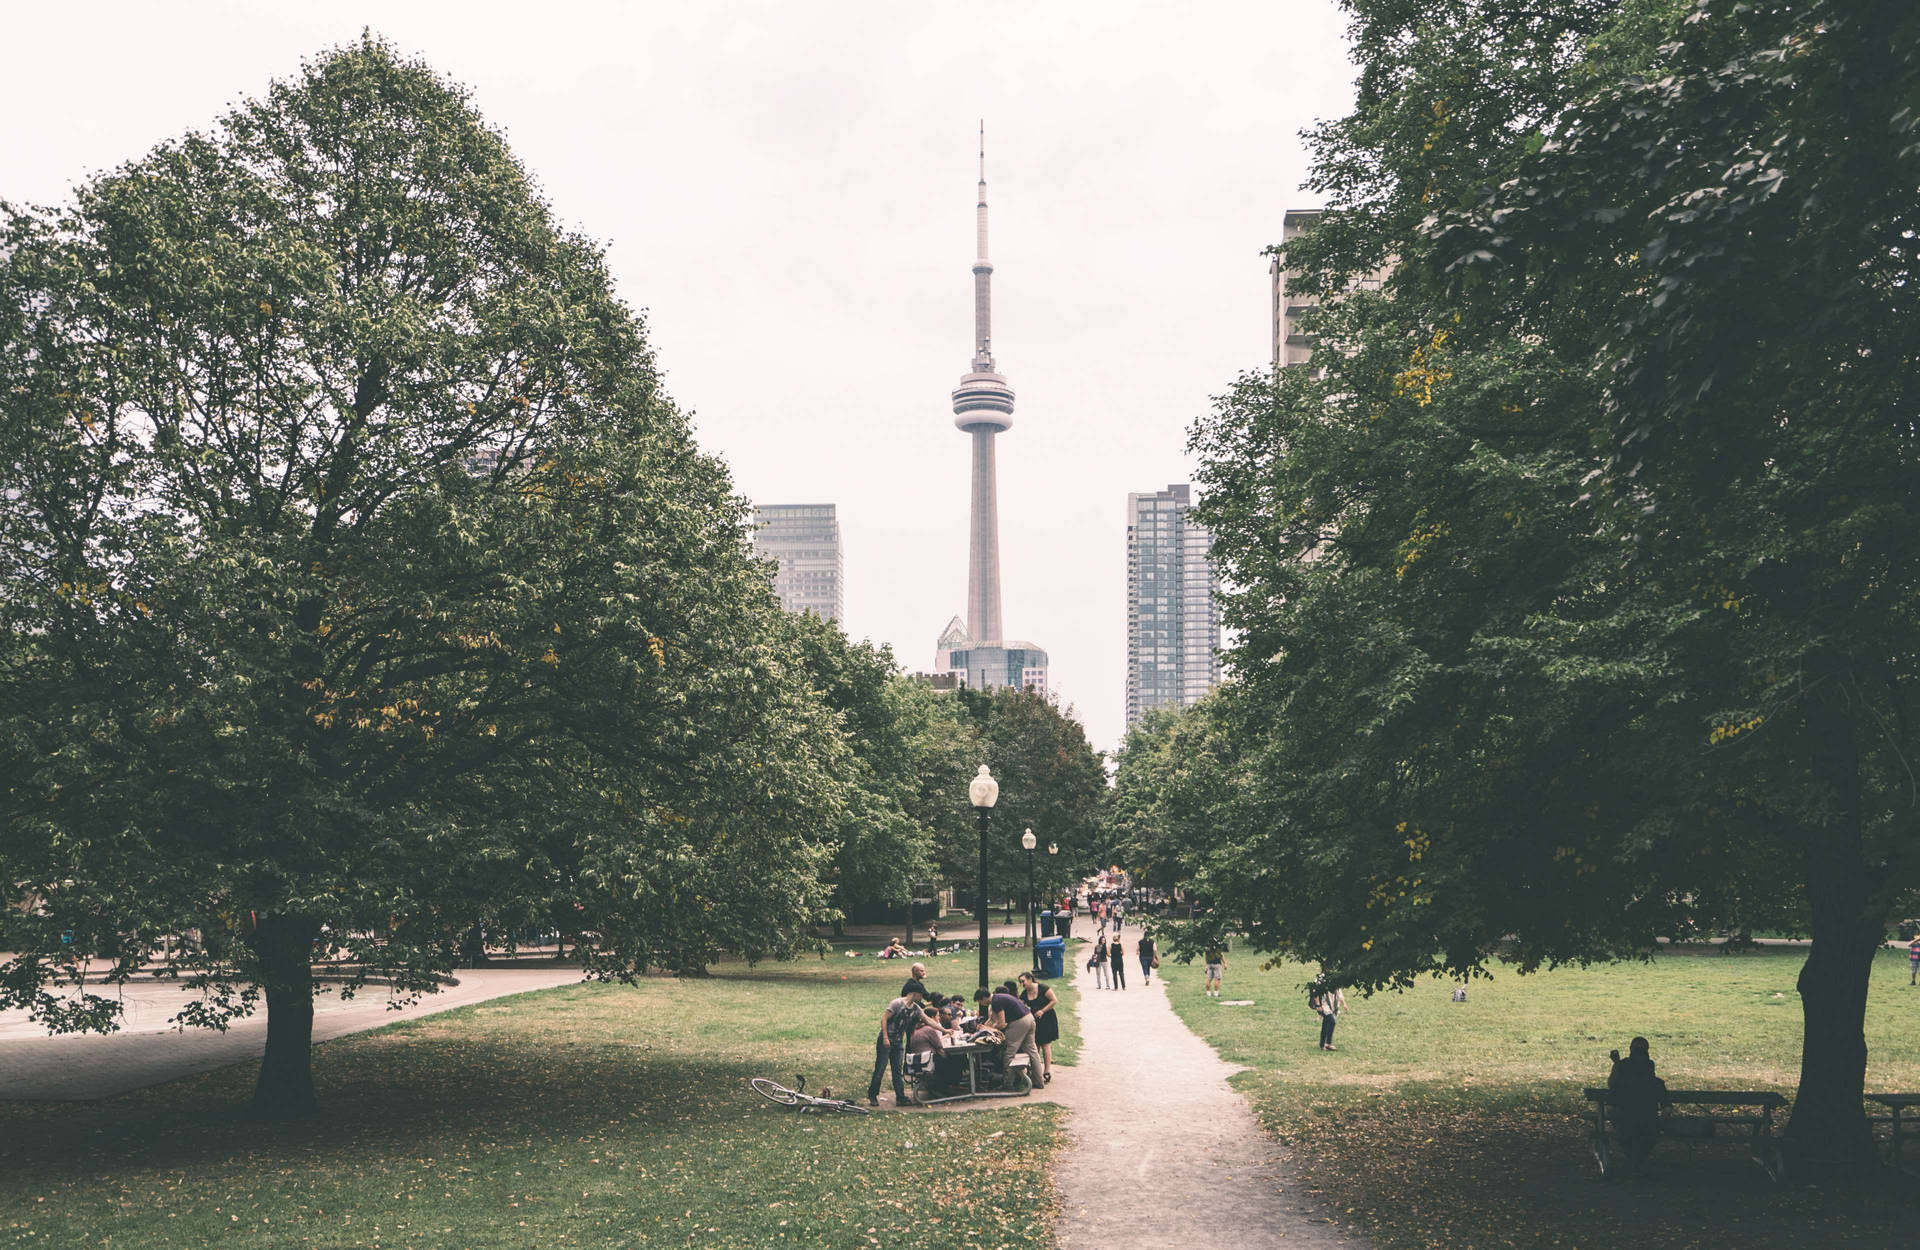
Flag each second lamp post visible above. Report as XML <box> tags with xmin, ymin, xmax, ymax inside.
<box><xmin>1022</xmin><ymin>827</ymin><xmax>1037</xmax><ymax>971</ymax></box>
<box><xmin>969</xmin><ymin>764</ymin><xmax>998</xmax><ymax>992</ymax></box>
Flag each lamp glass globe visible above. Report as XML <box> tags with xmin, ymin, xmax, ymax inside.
<box><xmin>968</xmin><ymin>764</ymin><xmax>999</xmax><ymax>809</ymax></box>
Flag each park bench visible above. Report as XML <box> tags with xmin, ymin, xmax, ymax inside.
<box><xmin>1584</xmin><ymin>1088</ymin><xmax>1786</xmax><ymax>1182</ymax></box>
<box><xmin>1866</xmin><ymin>1093</ymin><xmax>1920</xmax><ymax>1175</ymax></box>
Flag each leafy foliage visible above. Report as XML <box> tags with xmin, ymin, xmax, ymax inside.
<box><xmin>0</xmin><ymin>37</ymin><xmax>848</xmax><ymax>1112</ymax></box>
<box><xmin>1176</xmin><ymin>0</ymin><xmax>1920</xmax><ymax>1168</ymax></box>
<box><xmin>949</xmin><ymin>687</ymin><xmax>1107</xmax><ymax>901</ymax></box>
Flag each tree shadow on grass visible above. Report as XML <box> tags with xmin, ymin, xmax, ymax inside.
<box><xmin>1273</xmin><ymin>1082</ymin><xmax>1917</xmax><ymax>1250</ymax></box>
<box><xmin>0</xmin><ymin>1031</ymin><xmax>801</xmax><ymax>1184</ymax></box>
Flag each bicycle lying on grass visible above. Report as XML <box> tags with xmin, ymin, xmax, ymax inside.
<box><xmin>750</xmin><ymin>1074</ymin><xmax>872</xmax><ymax>1114</ymax></box>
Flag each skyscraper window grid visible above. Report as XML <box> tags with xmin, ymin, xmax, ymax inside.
<box><xmin>752</xmin><ymin>503</ymin><xmax>844</xmax><ymax>622</ymax></box>
<box><xmin>1125</xmin><ymin>484</ymin><xmax>1221</xmax><ymax>727</ymax></box>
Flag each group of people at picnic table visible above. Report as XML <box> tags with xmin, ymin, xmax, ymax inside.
<box><xmin>867</xmin><ymin>962</ymin><xmax>1058</xmax><ymax>1107</ymax></box>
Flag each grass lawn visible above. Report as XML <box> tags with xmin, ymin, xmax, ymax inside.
<box><xmin>1165</xmin><ymin>945</ymin><xmax>1920</xmax><ymax>1250</ymax></box>
<box><xmin>0</xmin><ymin>948</ymin><xmax>1068</xmax><ymax>1249</ymax></box>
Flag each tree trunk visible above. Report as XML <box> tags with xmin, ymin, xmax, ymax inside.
<box><xmin>249</xmin><ymin>914</ymin><xmax>320</xmax><ymax>1119</ymax></box>
<box><xmin>1786</xmin><ymin>683</ymin><xmax>1883</xmax><ymax>1174</ymax></box>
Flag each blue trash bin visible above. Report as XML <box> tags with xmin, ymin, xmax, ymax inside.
<box><xmin>1039</xmin><ymin>909</ymin><xmax>1056</xmax><ymax>938</ymax></box>
<box><xmin>1036</xmin><ymin>936</ymin><xmax>1066</xmax><ymax>979</ymax></box>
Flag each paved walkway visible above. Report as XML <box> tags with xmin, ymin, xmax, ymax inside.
<box><xmin>0</xmin><ymin>968</ymin><xmax>581</xmax><ymax>1100</ymax></box>
<box><xmin>1053</xmin><ymin>960</ymin><xmax>1367</xmax><ymax>1250</ymax></box>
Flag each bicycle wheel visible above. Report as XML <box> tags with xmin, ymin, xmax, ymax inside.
<box><xmin>751</xmin><ymin>1077</ymin><xmax>801</xmax><ymax>1106</ymax></box>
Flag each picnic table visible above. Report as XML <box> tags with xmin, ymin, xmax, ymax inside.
<box><xmin>1867</xmin><ymin>1093</ymin><xmax>1920</xmax><ymax>1174</ymax></box>
<box><xmin>906</xmin><ymin>1035</ymin><xmax>1032</xmax><ymax>1106</ymax></box>
<box><xmin>1584</xmin><ymin>1088</ymin><xmax>1786</xmax><ymax>1181</ymax></box>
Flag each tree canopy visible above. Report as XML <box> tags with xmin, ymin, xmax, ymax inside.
<box><xmin>1177</xmin><ymin>0</ymin><xmax>1920</xmax><ymax>1170</ymax></box>
<box><xmin>0</xmin><ymin>37</ymin><xmax>849</xmax><ymax>1116</ymax></box>
<box><xmin>947</xmin><ymin>687</ymin><xmax>1107</xmax><ymax>903</ymax></box>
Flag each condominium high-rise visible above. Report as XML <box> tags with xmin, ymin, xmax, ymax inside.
<box><xmin>753</xmin><ymin>504</ymin><xmax>844</xmax><ymax>621</ymax></box>
<box><xmin>932</xmin><ymin>125</ymin><xmax>1048</xmax><ymax>695</ymax></box>
<box><xmin>1271</xmin><ymin>207</ymin><xmax>1390</xmax><ymax>370</ymax></box>
<box><xmin>1271</xmin><ymin>209</ymin><xmax>1323</xmax><ymax>369</ymax></box>
<box><xmin>1125</xmin><ymin>484</ymin><xmax>1220</xmax><ymax>727</ymax></box>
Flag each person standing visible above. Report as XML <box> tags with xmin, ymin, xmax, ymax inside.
<box><xmin>1112</xmin><ymin>897</ymin><xmax>1125</xmax><ymax>932</ymax></box>
<box><xmin>1088</xmin><ymin>935</ymin><xmax>1109</xmax><ymax>989</ymax></box>
<box><xmin>1137</xmin><ymin>932</ymin><xmax>1157</xmax><ymax>986</ymax></box>
<box><xmin>1310</xmin><ymin>981</ymin><xmax>1346</xmax><ymax>1050</ymax></box>
<box><xmin>1109</xmin><ymin>936</ymin><xmax>1128</xmax><ymax>990</ymax></box>
<box><xmin>1203</xmin><ymin>941</ymin><xmax>1227</xmax><ymax>997</ymax></box>
<box><xmin>1018</xmin><ymin>971</ymin><xmax>1059</xmax><ymax>1084</ymax></box>
<box><xmin>1910</xmin><ymin>933</ymin><xmax>1920</xmax><ymax>986</ymax></box>
<box><xmin>869</xmin><ymin>982</ymin><xmax>929</xmax><ymax>1106</ymax></box>
<box><xmin>975</xmin><ymin>986</ymin><xmax>1043</xmax><ymax>1091</ymax></box>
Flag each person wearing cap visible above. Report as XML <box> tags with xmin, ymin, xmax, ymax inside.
<box><xmin>868</xmin><ymin>981</ymin><xmax>930</xmax><ymax>1107</ymax></box>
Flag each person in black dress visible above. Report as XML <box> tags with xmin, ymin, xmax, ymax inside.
<box><xmin>1018</xmin><ymin>971</ymin><xmax>1060</xmax><ymax>1084</ymax></box>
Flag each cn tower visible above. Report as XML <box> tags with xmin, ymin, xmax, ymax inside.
<box><xmin>952</xmin><ymin>123</ymin><xmax>1015</xmax><ymax>646</ymax></box>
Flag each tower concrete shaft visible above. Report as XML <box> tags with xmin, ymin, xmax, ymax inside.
<box><xmin>952</xmin><ymin>122</ymin><xmax>1014</xmax><ymax>645</ymax></box>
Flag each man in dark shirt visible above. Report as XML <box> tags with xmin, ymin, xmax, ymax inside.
<box><xmin>1608</xmin><ymin>1036</ymin><xmax>1669</xmax><ymax>1173</ymax></box>
<box><xmin>975</xmin><ymin>987</ymin><xmax>1042</xmax><ymax>1091</ymax></box>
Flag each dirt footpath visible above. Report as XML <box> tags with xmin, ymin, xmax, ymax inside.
<box><xmin>1052</xmin><ymin>957</ymin><xmax>1368</xmax><ymax>1249</ymax></box>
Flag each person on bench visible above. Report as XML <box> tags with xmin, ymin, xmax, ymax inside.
<box><xmin>1608</xmin><ymin>1036</ymin><xmax>1670</xmax><ymax>1174</ymax></box>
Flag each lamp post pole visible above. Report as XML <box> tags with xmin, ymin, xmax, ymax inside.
<box><xmin>1022</xmin><ymin>828</ymin><xmax>1037</xmax><ymax>972</ymax></box>
<box><xmin>969</xmin><ymin>765</ymin><xmax>999</xmax><ymax>993</ymax></box>
<box><xmin>1048</xmin><ymin>843</ymin><xmax>1060</xmax><ymax>943</ymax></box>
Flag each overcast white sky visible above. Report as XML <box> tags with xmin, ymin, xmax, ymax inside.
<box><xmin>3</xmin><ymin>0</ymin><xmax>1355</xmax><ymax>753</ymax></box>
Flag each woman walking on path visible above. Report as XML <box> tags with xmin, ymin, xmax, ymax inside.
<box><xmin>1137</xmin><ymin>933</ymin><xmax>1157</xmax><ymax>986</ymax></box>
<box><xmin>1310</xmin><ymin>982</ymin><xmax>1346</xmax><ymax>1050</ymax></box>
<box><xmin>1109</xmin><ymin>936</ymin><xmax>1128</xmax><ymax>990</ymax></box>
<box><xmin>1018</xmin><ymin>971</ymin><xmax>1059</xmax><ymax>1084</ymax></box>
<box><xmin>1088</xmin><ymin>935</ymin><xmax>1109</xmax><ymax>988</ymax></box>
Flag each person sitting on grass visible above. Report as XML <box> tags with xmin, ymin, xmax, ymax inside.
<box><xmin>1607</xmin><ymin>1036</ymin><xmax>1670</xmax><ymax>1175</ymax></box>
<box><xmin>881</xmin><ymin>938</ymin><xmax>907</xmax><ymax>959</ymax></box>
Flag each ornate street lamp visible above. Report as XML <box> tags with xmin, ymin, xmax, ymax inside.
<box><xmin>1022</xmin><ymin>827</ymin><xmax>1037</xmax><ymax>970</ymax></box>
<box><xmin>969</xmin><ymin>764</ymin><xmax>998</xmax><ymax>991</ymax></box>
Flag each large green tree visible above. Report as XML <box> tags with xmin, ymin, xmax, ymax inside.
<box><xmin>0</xmin><ymin>38</ymin><xmax>842</xmax><ymax>1116</ymax></box>
<box><xmin>1185</xmin><ymin>0</ymin><xmax>1920</xmax><ymax>1172</ymax></box>
<box><xmin>949</xmin><ymin>687</ymin><xmax>1106</xmax><ymax>907</ymax></box>
<box><xmin>780</xmin><ymin>612</ymin><xmax>971</xmax><ymax>926</ymax></box>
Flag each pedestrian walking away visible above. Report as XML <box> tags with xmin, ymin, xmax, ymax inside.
<box><xmin>1910</xmin><ymin>934</ymin><xmax>1920</xmax><ymax>986</ymax></box>
<box><xmin>1137</xmin><ymin>933</ymin><xmax>1157</xmax><ymax>986</ymax></box>
<box><xmin>1109</xmin><ymin>936</ymin><xmax>1128</xmax><ymax>990</ymax></box>
<box><xmin>1204</xmin><ymin>941</ymin><xmax>1227</xmax><ymax>997</ymax></box>
<box><xmin>1309</xmin><ymin>980</ymin><xmax>1345</xmax><ymax>1050</ymax></box>
<box><xmin>1088</xmin><ymin>935</ymin><xmax>1109</xmax><ymax>989</ymax></box>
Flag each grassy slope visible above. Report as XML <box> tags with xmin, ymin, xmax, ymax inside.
<box><xmin>0</xmin><ymin>949</ymin><xmax>1067</xmax><ymax>1249</ymax></box>
<box><xmin>1165</xmin><ymin>945</ymin><xmax>1920</xmax><ymax>1250</ymax></box>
